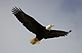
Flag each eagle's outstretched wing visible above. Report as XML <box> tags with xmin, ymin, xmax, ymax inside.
<box><xmin>12</xmin><ymin>7</ymin><xmax>45</xmax><ymax>34</ymax></box>
<box><xmin>44</xmin><ymin>30</ymin><xmax>72</xmax><ymax>39</ymax></box>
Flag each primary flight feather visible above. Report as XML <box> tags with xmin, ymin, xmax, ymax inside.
<box><xmin>12</xmin><ymin>7</ymin><xmax>72</xmax><ymax>45</ymax></box>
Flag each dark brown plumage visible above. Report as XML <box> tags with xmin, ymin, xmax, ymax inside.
<box><xmin>12</xmin><ymin>7</ymin><xmax>71</xmax><ymax>45</ymax></box>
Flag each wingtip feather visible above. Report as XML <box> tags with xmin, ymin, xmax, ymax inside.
<box><xmin>65</xmin><ymin>30</ymin><xmax>72</xmax><ymax>36</ymax></box>
<box><xmin>69</xmin><ymin>30</ymin><xmax>72</xmax><ymax>33</ymax></box>
<box><xmin>12</xmin><ymin>7</ymin><xmax>22</xmax><ymax>14</ymax></box>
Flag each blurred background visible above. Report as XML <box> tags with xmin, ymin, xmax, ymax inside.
<box><xmin>0</xmin><ymin>0</ymin><xmax>82</xmax><ymax>53</ymax></box>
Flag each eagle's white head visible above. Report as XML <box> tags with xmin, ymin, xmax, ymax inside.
<box><xmin>46</xmin><ymin>24</ymin><xmax>54</xmax><ymax>31</ymax></box>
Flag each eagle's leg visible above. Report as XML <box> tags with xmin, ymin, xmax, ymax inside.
<box><xmin>46</xmin><ymin>24</ymin><xmax>54</xmax><ymax>31</ymax></box>
<box><xmin>30</xmin><ymin>37</ymin><xmax>40</xmax><ymax>45</ymax></box>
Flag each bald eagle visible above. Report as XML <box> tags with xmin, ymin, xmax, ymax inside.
<box><xmin>12</xmin><ymin>7</ymin><xmax>72</xmax><ymax>45</ymax></box>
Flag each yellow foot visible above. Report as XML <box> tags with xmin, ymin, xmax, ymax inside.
<box><xmin>30</xmin><ymin>38</ymin><xmax>40</xmax><ymax>45</ymax></box>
